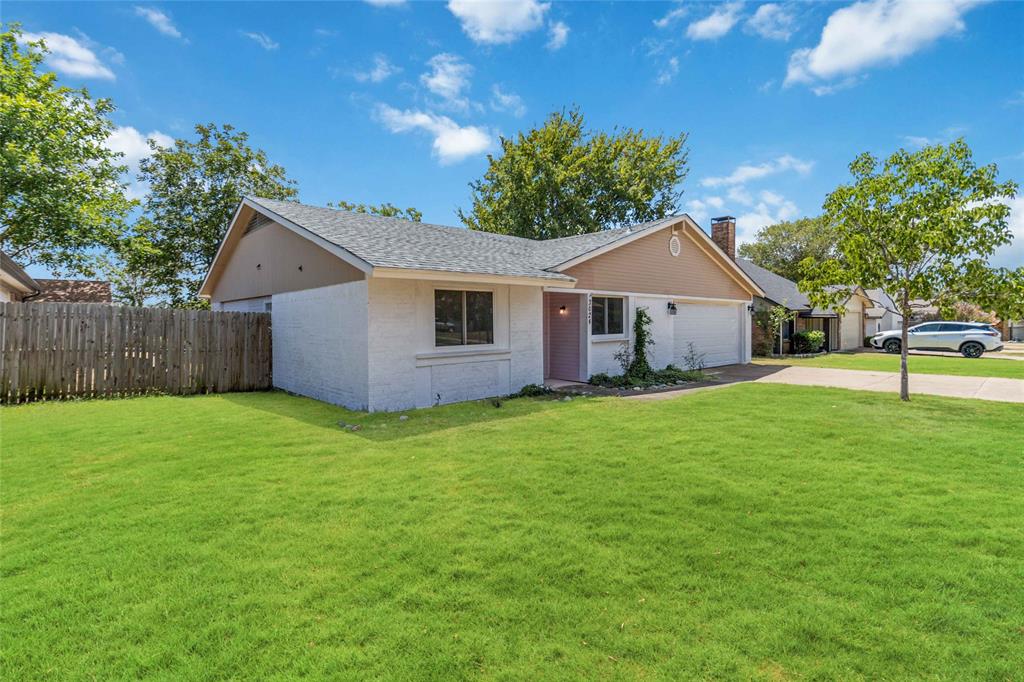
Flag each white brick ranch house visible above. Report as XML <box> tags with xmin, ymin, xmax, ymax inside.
<box><xmin>200</xmin><ymin>198</ymin><xmax>764</xmax><ymax>411</ymax></box>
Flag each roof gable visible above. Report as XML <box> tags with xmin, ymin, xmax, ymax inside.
<box><xmin>200</xmin><ymin>198</ymin><xmax>765</xmax><ymax>298</ymax></box>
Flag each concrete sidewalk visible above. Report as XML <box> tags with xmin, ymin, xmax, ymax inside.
<box><xmin>627</xmin><ymin>364</ymin><xmax>1024</xmax><ymax>403</ymax></box>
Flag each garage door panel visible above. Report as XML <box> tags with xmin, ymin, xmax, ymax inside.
<box><xmin>672</xmin><ymin>303</ymin><xmax>741</xmax><ymax>368</ymax></box>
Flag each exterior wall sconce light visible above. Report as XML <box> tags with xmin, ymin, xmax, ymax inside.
<box><xmin>298</xmin><ymin>265</ymin><xmax>303</xmax><ymax>271</ymax></box>
<box><xmin>747</xmin><ymin>304</ymin><xmax>755</xmax><ymax>314</ymax></box>
<box><xmin>559</xmin><ymin>305</ymin><xmax>567</xmax><ymax>315</ymax></box>
<box><xmin>667</xmin><ymin>302</ymin><xmax>677</xmax><ymax>315</ymax></box>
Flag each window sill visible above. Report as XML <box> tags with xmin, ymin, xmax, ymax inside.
<box><xmin>592</xmin><ymin>335</ymin><xmax>628</xmax><ymax>343</ymax></box>
<box><xmin>416</xmin><ymin>347</ymin><xmax>511</xmax><ymax>361</ymax></box>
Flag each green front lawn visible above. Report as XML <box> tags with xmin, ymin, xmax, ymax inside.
<box><xmin>756</xmin><ymin>350</ymin><xmax>1024</xmax><ymax>379</ymax></box>
<box><xmin>4</xmin><ymin>387</ymin><xmax>1023</xmax><ymax>679</ymax></box>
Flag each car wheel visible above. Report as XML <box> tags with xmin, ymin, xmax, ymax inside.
<box><xmin>883</xmin><ymin>339</ymin><xmax>901</xmax><ymax>354</ymax></box>
<box><xmin>960</xmin><ymin>341</ymin><xmax>984</xmax><ymax>359</ymax></box>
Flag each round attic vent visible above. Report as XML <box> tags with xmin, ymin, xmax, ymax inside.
<box><xmin>669</xmin><ymin>235</ymin><xmax>681</xmax><ymax>257</ymax></box>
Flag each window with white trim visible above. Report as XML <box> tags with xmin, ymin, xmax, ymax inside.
<box><xmin>591</xmin><ymin>296</ymin><xmax>625</xmax><ymax>336</ymax></box>
<box><xmin>434</xmin><ymin>290</ymin><xmax>494</xmax><ymax>346</ymax></box>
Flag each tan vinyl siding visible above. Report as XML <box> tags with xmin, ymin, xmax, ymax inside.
<box><xmin>562</xmin><ymin>225</ymin><xmax>752</xmax><ymax>300</ymax></box>
<box><xmin>210</xmin><ymin>219</ymin><xmax>364</xmax><ymax>305</ymax></box>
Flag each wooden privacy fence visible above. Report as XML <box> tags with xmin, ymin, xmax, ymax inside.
<box><xmin>0</xmin><ymin>303</ymin><xmax>272</xmax><ymax>404</ymax></box>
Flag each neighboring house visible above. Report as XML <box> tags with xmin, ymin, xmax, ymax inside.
<box><xmin>0</xmin><ymin>251</ymin><xmax>41</xmax><ymax>302</ymax></box>
<box><xmin>200</xmin><ymin>199</ymin><xmax>764</xmax><ymax>411</ymax></box>
<box><xmin>1010</xmin><ymin>321</ymin><xmax>1024</xmax><ymax>342</ymax></box>
<box><xmin>733</xmin><ymin>257</ymin><xmax>869</xmax><ymax>353</ymax></box>
<box><xmin>863</xmin><ymin>288</ymin><xmax>903</xmax><ymax>337</ymax></box>
<box><xmin>32</xmin><ymin>279</ymin><xmax>113</xmax><ymax>303</ymax></box>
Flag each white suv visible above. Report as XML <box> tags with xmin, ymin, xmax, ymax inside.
<box><xmin>870</xmin><ymin>322</ymin><xmax>1004</xmax><ymax>358</ymax></box>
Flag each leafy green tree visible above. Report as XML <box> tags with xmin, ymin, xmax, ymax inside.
<box><xmin>800</xmin><ymin>139</ymin><xmax>1021</xmax><ymax>400</ymax></box>
<box><xmin>329</xmin><ymin>200</ymin><xmax>422</xmax><ymax>221</ymax></box>
<box><xmin>737</xmin><ymin>216</ymin><xmax>836</xmax><ymax>282</ymax></box>
<box><xmin>459</xmin><ymin>108</ymin><xmax>688</xmax><ymax>239</ymax></box>
<box><xmin>93</xmin><ymin>230</ymin><xmax>165</xmax><ymax>307</ymax></box>
<box><xmin>0</xmin><ymin>25</ymin><xmax>133</xmax><ymax>274</ymax></box>
<box><xmin>137</xmin><ymin>123</ymin><xmax>298</xmax><ymax>306</ymax></box>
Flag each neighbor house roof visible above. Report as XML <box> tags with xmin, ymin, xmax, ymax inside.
<box><xmin>735</xmin><ymin>258</ymin><xmax>811</xmax><ymax>311</ymax></box>
<box><xmin>0</xmin><ymin>251</ymin><xmax>40</xmax><ymax>296</ymax></box>
<box><xmin>202</xmin><ymin>197</ymin><xmax>761</xmax><ymax>297</ymax></box>
<box><xmin>33</xmin><ymin>279</ymin><xmax>112</xmax><ymax>303</ymax></box>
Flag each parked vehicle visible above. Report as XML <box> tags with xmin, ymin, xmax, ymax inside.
<box><xmin>870</xmin><ymin>322</ymin><xmax>1004</xmax><ymax>358</ymax></box>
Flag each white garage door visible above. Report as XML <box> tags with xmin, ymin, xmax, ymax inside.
<box><xmin>672</xmin><ymin>303</ymin><xmax>742</xmax><ymax>368</ymax></box>
<box><xmin>841</xmin><ymin>313</ymin><xmax>862</xmax><ymax>350</ymax></box>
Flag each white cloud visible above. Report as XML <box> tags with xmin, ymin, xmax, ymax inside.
<box><xmin>702</xmin><ymin>154</ymin><xmax>814</xmax><ymax>187</ymax></box>
<box><xmin>105</xmin><ymin>126</ymin><xmax>174</xmax><ymax>198</ymax></box>
<box><xmin>785</xmin><ymin>0</ymin><xmax>981</xmax><ymax>88</ymax></box>
<box><xmin>656</xmin><ymin>57</ymin><xmax>679</xmax><ymax>86</ymax></box>
<box><xmin>736</xmin><ymin>196</ymin><xmax>800</xmax><ymax>244</ymax></box>
<box><xmin>421</xmin><ymin>53</ymin><xmax>473</xmax><ymax>110</ymax></box>
<box><xmin>355</xmin><ymin>54</ymin><xmax>400</xmax><ymax>83</ymax></box>
<box><xmin>133</xmin><ymin>6</ymin><xmax>183</xmax><ymax>39</ymax></box>
<box><xmin>991</xmin><ymin>195</ymin><xmax>1024</xmax><ymax>268</ymax></box>
<box><xmin>685</xmin><ymin>196</ymin><xmax>725</xmax><ymax>226</ymax></box>
<box><xmin>375</xmin><ymin>104</ymin><xmax>492</xmax><ymax>164</ymax></box>
<box><xmin>448</xmin><ymin>0</ymin><xmax>550</xmax><ymax>44</ymax></box>
<box><xmin>20</xmin><ymin>31</ymin><xmax>116</xmax><ymax>80</ymax></box>
<box><xmin>241</xmin><ymin>31</ymin><xmax>279</xmax><ymax>51</ymax></box>
<box><xmin>687</xmin><ymin>3</ymin><xmax>742</xmax><ymax>40</ymax></box>
<box><xmin>745</xmin><ymin>3</ymin><xmax>796</xmax><ymax>41</ymax></box>
<box><xmin>490</xmin><ymin>84</ymin><xmax>526</xmax><ymax>117</ymax></box>
<box><xmin>547</xmin><ymin>20</ymin><xmax>569</xmax><ymax>50</ymax></box>
<box><xmin>728</xmin><ymin>185</ymin><xmax>754</xmax><ymax>206</ymax></box>
<box><xmin>654</xmin><ymin>5</ymin><xmax>689</xmax><ymax>29</ymax></box>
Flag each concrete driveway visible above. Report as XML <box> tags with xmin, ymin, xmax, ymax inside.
<box><xmin>751</xmin><ymin>366</ymin><xmax>1024</xmax><ymax>403</ymax></box>
<box><xmin>628</xmin><ymin>363</ymin><xmax>1024</xmax><ymax>404</ymax></box>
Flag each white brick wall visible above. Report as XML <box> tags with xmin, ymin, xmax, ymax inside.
<box><xmin>272</xmin><ymin>281</ymin><xmax>369</xmax><ymax>409</ymax></box>
<box><xmin>508</xmin><ymin>285</ymin><xmax>544</xmax><ymax>391</ymax></box>
<box><xmin>366</xmin><ymin>278</ymin><xmax>544</xmax><ymax>411</ymax></box>
<box><xmin>588</xmin><ymin>295</ymin><xmax>676</xmax><ymax>378</ymax></box>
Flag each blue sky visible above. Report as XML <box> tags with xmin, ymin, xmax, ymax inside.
<box><xmin>8</xmin><ymin>0</ymin><xmax>1024</xmax><ymax>277</ymax></box>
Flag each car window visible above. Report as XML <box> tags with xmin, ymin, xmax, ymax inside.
<box><xmin>913</xmin><ymin>323</ymin><xmax>940</xmax><ymax>333</ymax></box>
<box><xmin>936</xmin><ymin>323</ymin><xmax>962</xmax><ymax>332</ymax></box>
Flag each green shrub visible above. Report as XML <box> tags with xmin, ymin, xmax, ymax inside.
<box><xmin>792</xmin><ymin>330</ymin><xmax>826</xmax><ymax>353</ymax></box>
<box><xmin>515</xmin><ymin>383</ymin><xmax>552</xmax><ymax>398</ymax></box>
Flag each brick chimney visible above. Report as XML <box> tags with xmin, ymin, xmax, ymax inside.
<box><xmin>711</xmin><ymin>216</ymin><xmax>736</xmax><ymax>260</ymax></box>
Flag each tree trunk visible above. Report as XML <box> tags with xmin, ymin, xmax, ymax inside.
<box><xmin>900</xmin><ymin>293</ymin><xmax>911</xmax><ymax>401</ymax></box>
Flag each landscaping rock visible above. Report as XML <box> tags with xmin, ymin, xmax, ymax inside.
<box><xmin>561</xmin><ymin>396</ymin><xmax>572</xmax><ymax>402</ymax></box>
<box><xmin>398</xmin><ymin>415</ymin><xmax>409</xmax><ymax>421</ymax></box>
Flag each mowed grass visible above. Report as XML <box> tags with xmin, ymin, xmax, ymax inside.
<box><xmin>3</xmin><ymin>386</ymin><xmax>1023</xmax><ymax>680</ymax></box>
<box><xmin>756</xmin><ymin>350</ymin><xmax>1024</xmax><ymax>379</ymax></box>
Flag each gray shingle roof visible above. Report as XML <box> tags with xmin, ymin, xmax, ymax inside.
<box><xmin>249</xmin><ymin>197</ymin><xmax>685</xmax><ymax>282</ymax></box>
<box><xmin>735</xmin><ymin>258</ymin><xmax>811</xmax><ymax>311</ymax></box>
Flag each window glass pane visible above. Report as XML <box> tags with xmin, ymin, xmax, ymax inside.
<box><xmin>915</xmin><ymin>324</ymin><xmax>938</xmax><ymax>332</ymax></box>
<box><xmin>607</xmin><ymin>298</ymin><xmax>624</xmax><ymax>334</ymax></box>
<box><xmin>434</xmin><ymin>290</ymin><xmax>463</xmax><ymax>346</ymax></box>
<box><xmin>592</xmin><ymin>297</ymin><xmax>606</xmax><ymax>335</ymax></box>
<box><xmin>465</xmin><ymin>291</ymin><xmax>493</xmax><ymax>345</ymax></box>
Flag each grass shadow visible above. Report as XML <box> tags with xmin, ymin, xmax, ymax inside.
<box><xmin>218</xmin><ymin>389</ymin><xmax>583</xmax><ymax>442</ymax></box>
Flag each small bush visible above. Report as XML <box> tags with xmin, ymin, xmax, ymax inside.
<box><xmin>590</xmin><ymin>364</ymin><xmax>709</xmax><ymax>388</ymax></box>
<box><xmin>515</xmin><ymin>383</ymin><xmax>552</xmax><ymax>398</ymax></box>
<box><xmin>792</xmin><ymin>330</ymin><xmax>826</xmax><ymax>353</ymax></box>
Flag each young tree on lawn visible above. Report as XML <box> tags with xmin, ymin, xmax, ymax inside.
<box><xmin>800</xmin><ymin>139</ymin><xmax>1021</xmax><ymax>401</ymax></box>
<box><xmin>329</xmin><ymin>200</ymin><xmax>422</xmax><ymax>221</ymax></box>
<box><xmin>459</xmin><ymin>107</ymin><xmax>688</xmax><ymax>239</ymax></box>
<box><xmin>0</xmin><ymin>25</ymin><xmax>133</xmax><ymax>274</ymax></box>
<box><xmin>738</xmin><ymin>216</ymin><xmax>836</xmax><ymax>282</ymax></box>
<box><xmin>137</xmin><ymin>123</ymin><xmax>298</xmax><ymax>306</ymax></box>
